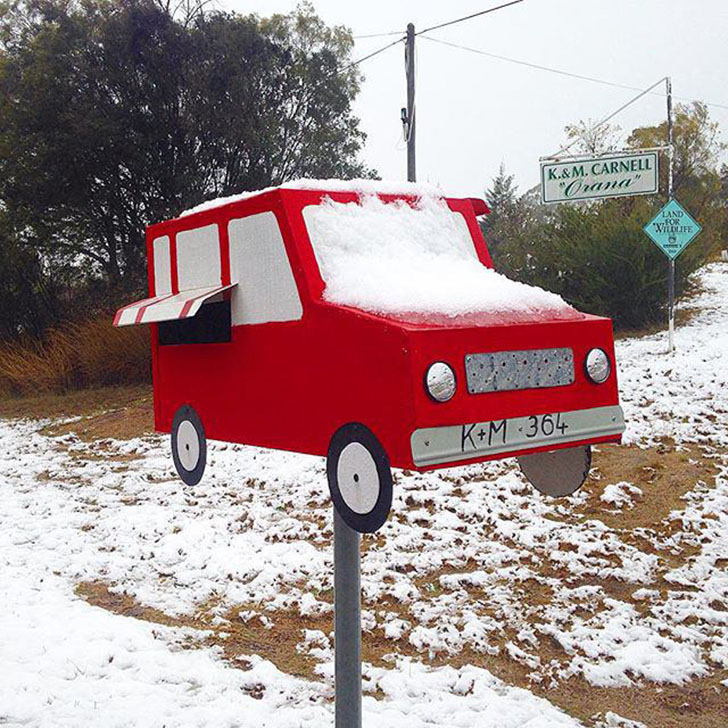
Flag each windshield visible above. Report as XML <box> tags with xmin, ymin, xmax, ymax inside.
<box><xmin>303</xmin><ymin>194</ymin><xmax>574</xmax><ymax>321</ymax></box>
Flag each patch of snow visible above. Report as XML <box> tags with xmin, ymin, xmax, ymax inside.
<box><xmin>593</xmin><ymin>711</ymin><xmax>647</xmax><ymax>728</ymax></box>
<box><xmin>617</xmin><ymin>262</ymin><xmax>728</xmax><ymax>448</ymax></box>
<box><xmin>304</xmin><ymin>194</ymin><xmax>575</xmax><ymax>319</ymax></box>
<box><xmin>600</xmin><ymin>481</ymin><xmax>643</xmax><ymax>508</ymax></box>
<box><xmin>544</xmin><ymin>599</ymin><xmax>707</xmax><ymax>687</ymax></box>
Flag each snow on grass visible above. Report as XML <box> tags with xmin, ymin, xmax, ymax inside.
<box><xmin>618</xmin><ymin>263</ymin><xmax>728</xmax><ymax>448</ymax></box>
<box><xmin>303</xmin><ymin>194</ymin><xmax>576</xmax><ymax>320</ymax></box>
<box><xmin>1</xmin><ymin>262</ymin><xmax>728</xmax><ymax>725</ymax></box>
<box><xmin>600</xmin><ymin>482</ymin><xmax>643</xmax><ymax>509</ymax></box>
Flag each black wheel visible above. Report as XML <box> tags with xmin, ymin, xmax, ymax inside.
<box><xmin>327</xmin><ymin>423</ymin><xmax>393</xmax><ymax>533</ymax></box>
<box><xmin>171</xmin><ymin>405</ymin><xmax>206</xmax><ymax>486</ymax></box>
<box><xmin>517</xmin><ymin>444</ymin><xmax>591</xmax><ymax>497</ymax></box>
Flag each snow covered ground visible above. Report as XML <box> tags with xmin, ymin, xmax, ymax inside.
<box><xmin>1</xmin><ymin>263</ymin><xmax>727</xmax><ymax>727</ymax></box>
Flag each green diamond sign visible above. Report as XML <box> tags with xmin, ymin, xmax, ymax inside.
<box><xmin>644</xmin><ymin>198</ymin><xmax>702</xmax><ymax>260</ymax></box>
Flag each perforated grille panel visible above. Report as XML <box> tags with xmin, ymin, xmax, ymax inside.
<box><xmin>465</xmin><ymin>348</ymin><xmax>574</xmax><ymax>394</ymax></box>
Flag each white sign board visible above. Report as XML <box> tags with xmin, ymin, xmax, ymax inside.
<box><xmin>540</xmin><ymin>150</ymin><xmax>659</xmax><ymax>204</ymax></box>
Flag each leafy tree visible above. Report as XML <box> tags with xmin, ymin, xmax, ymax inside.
<box><xmin>563</xmin><ymin>120</ymin><xmax>621</xmax><ymax>156</ymax></box>
<box><xmin>490</xmin><ymin>105</ymin><xmax>726</xmax><ymax>330</ymax></box>
<box><xmin>0</xmin><ymin>212</ymin><xmax>65</xmax><ymax>339</ymax></box>
<box><xmin>481</xmin><ymin>164</ymin><xmax>551</xmax><ymax>274</ymax></box>
<box><xmin>0</xmin><ymin>0</ymin><xmax>371</xmax><ymax>318</ymax></box>
<box><xmin>628</xmin><ymin>101</ymin><xmax>725</xmax><ymax>271</ymax></box>
<box><xmin>481</xmin><ymin>163</ymin><xmax>519</xmax><ymax>260</ymax></box>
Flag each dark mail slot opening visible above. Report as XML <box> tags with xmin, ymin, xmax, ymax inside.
<box><xmin>159</xmin><ymin>300</ymin><xmax>231</xmax><ymax>345</ymax></box>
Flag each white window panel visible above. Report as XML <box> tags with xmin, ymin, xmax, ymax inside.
<box><xmin>152</xmin><ymin>235</ymin><xmax>172</xmax><ymax>295</ymax></box>
<box><xmin>228</xmin><ymin>212</ymin><xmax>303</xmax><ymax>325</ymax></box>
<box><xmin>176</xmin><ymin>224</ymin><xmax>221</xmax><ymax>290</ymax></box>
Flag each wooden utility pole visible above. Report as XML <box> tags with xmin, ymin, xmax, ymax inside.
<box><xmin>405</xmin><ymin>23</ymin><xmax>416</xmax><ymax>182</ymax></box>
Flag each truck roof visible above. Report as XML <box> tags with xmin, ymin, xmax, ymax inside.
<box><xmin>179</xmin><ymin>178</ymin><xmax>453</xmax><ymax>219</ymax></box>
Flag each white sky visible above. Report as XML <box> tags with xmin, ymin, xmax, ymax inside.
<box><xmin>221</xmin><ymin>0</ymin><xmax>728</xmax><ymax>198</ymax></box>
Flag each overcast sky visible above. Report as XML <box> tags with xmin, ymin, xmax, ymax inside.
<box><xmin>221</xmin><ymin>0</ymin><xmax>728</xmax><ymax>198</ymax></box>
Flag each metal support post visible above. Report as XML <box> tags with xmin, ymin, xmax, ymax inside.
<box><xmin>666</xmin><ymin>77</ymin><xmax>675</xmax><ymax>353</ymax></box>
<box><xmin>334</xmin><ymin>509</ymin><xmax>361</xmax><ymax>728</ymax></box>
<box><xmin>405</xmin><ymin>23</ymin><xmax>416</xmax><ymax>182</ymax></box>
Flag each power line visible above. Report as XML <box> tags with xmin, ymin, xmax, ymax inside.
<box><xmin>546</xmin><ymin>77</ymin><xmax>668</xmax><ymax>159</ymax></box>
<box><xmin>417</xmin><ymin>0</ymin><xmax>524</xmax><ymax>36</ymax></box>
<box><xmin>351</xmin><ymin>0</ymin><xmax>523</xmax><ymax>42</ymax></box>
<box><xmin>353</xmin><ymin>31</ymin><xmax>405</xmax><ymax>39</ymax></box>
<box><xmin>419</xmin><ymin>34</ymin><xmax>728</xmax><ymax>112</ymax></box>
<box><xmin>341</xmin><ymin>35</ymin><xmax>405</xmax><ymax>72</ymax></box>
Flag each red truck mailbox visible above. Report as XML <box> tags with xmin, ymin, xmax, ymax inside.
<box><xmin>115</xmin><ymin>181</ymin><xmax>625</xmax><ymax>533</ymax></box>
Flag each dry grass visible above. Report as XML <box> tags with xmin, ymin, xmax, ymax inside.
<box><xmin>0</xmin><ymin>318</ymin><xmax>150</xmax><ymax>396</ymax></box>
<box><xmin>0</xmin><ymin>382</ymin><xmax>152</xmax><ymax>420</ymax></box>
<box><xmin>580</xmin><ymin>442</ymin><xmax>720</xmax><ymax>531</ymax></box>
<box><xmin>76</xmin><ymin>581</ymin><xmax>324</xmax><ymax>680</ymax></box>
<box><xmin>40</xmin><ymin>393</ymin><xmax>155</xmax><ymax>442</ymax></box>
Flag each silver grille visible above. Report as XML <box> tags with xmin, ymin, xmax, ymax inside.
<box><xmin>465</xmin><ymin>348</ymin><xmax>574</xmax><ymax>394</ymax></box>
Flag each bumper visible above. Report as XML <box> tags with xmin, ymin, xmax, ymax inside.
<box><xmin>410</xmin><ymin>404</ymin><xmax>625</xmax><ymax>468</ymax></box>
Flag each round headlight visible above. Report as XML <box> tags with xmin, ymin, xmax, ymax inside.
<box><xmin>585</xmin><ymin>348</ymin><xmax>611</xmax><ymax>384</ymax></box>
<box><xmin>425</xmin><ymin>362</ymin><xmax>457</xmax><ymax>402</ymax></box>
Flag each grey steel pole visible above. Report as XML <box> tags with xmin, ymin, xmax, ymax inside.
<box><xmin>405</xmin><ymin>23</ymin><xmax>416</xmax><ymax>182</ymax></box>
<box><xmin>666</xmin><ymin>77</ymin><xmax>675</xmax><ymax>353</ymax></box>
<box><xmin>334</xmin><ymin>510</ymin><xmax>361</xmax><ymax>728</ymax></box>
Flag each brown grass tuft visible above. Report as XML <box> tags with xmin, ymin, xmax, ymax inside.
<box><xmin>0</xmin><ymin>318</ymin><xmax>150</xmax><ymax>396</ymax></box>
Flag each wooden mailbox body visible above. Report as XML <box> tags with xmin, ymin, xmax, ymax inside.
<box><xmin>115</xmin><ymin>186</ymin><xmax>624</xmax><ymax>473</ymax></box>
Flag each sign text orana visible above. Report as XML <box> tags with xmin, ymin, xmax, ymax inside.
<box><xmin>541</xmin><ymin>150</ymin><xmax>659</xmax><ymax>204</ymax></box>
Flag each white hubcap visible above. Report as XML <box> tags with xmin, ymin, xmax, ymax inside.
<box><xmin>177</xmin><ymin>420</ymin><xmax>200</xmax><ymax>472</ymax></box>
<box><xmin>337</xmin><ymin>442</ymin><xmax>380</xmax><ymax>515</ymax></box>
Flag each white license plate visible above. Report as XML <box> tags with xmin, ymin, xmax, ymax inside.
<box><xmin>460</xmin><ymin>412</ymin><xmax>571</xmax><ymax>453</ymax></box>
<box><xmin>410</xmin><ymin>405</ymin><xmax>625</xmax><ymax>467</ymax></box>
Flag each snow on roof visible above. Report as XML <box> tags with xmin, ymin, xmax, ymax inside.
<box><xmin>180</xmin><ymin>178</ymin><xmax>444</xmax><ymax>217</ymax></box>
<box><xmin>303</xmin><ymin>194</ymin><xmax>575</xmax><ymax>320</ymax></box>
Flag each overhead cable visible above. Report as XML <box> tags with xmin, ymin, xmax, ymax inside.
<box><xmin>341</xmin><ymin>36</ymin><xmax>405</xmax><ymax>72</ymax></box>
<box><xmin>419</xmin><ymin>34</ymin><xmax>728</xmax><ymax>111</ymax></box>
<box><xmin>417</xmin><ymin>0</ymin><xmax>524</xmax><ymax>36</ymax></box>
<box><xmin>353</xmin><ymin>31</ymin><xmax>405</xmax><ymax>39</ymax></box>
<box><xmin>546</xmin><ymin>77</ymin><xmax>668</xmax><ymax>159</ymax></box>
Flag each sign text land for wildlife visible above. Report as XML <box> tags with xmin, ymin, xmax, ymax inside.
<box><xmin>643</xmin><ymin>198</ymin><xmax>702</xmax><ymax>260</ymax></box>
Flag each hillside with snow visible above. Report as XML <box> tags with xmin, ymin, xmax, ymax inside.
<box><xmin>1</xmin><ymin>263</ymin><xmax>727</xmax><ymax>728</ymax></box>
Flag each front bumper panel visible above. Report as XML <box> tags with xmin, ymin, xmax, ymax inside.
<box><xmin>410</xmin><ymin>404</ymin><xmax>625</xmax><ymax>468</ymax></box>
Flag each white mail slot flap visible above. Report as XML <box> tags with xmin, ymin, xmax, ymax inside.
<box><xmin>113</xmin><ymin>283</ymin><xmax>236</xmax><ymax>327</ymax></box>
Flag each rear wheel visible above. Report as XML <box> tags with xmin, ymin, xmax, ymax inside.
<box><xmin>517</xmin><ymin>444</ymin><xmax>591</xmax><ymax>497</ymax></box>
<box><xmin>327</xmin><ymin>423</ymin><xmax>393</xmax><ymax>533</ymax></box>
<box><xmin>171</xmin><ymin>405</ymin><xmax>206</xmax><ymax>486</ymax></box>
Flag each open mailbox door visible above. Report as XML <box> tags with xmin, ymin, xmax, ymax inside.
<box><xmin>113</xmin><ymin>283</ymin><xmax>236</xmax><ymax>327</ymax></box>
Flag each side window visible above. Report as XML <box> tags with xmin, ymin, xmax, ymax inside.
<box><xmin>228</xmin><ymin>212</ymin><xmax>303</xmax><ymax>325</ymax></box>
<box><xmin>176</xmin><ymin>224</ymin><xmax>221</xmax><ymax>289</ymax></box>
<box><xmin>152</xmin><ymin>235</ymin><xmax>172</xmax><ymax>295</ymax></box>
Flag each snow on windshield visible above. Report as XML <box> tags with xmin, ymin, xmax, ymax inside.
<box><xmin>303</xmin><ymin>194</ymin><xmax>574</xmax><ymax>320</ymax></box>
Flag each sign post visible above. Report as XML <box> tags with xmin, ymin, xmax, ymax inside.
<box><xmin>334</xmin><ymin>510</ymin><xmax>362</xmax><ymax>728</ymax></box>
<box><xmin>643</xmin><ymin>198</ymin><xmax>702</xmax><ymax>351</ymax></box>
<box><xmin>667</xmin><ymin>77</ymin><xmax>675</xmax><ymax>353</ymax></box>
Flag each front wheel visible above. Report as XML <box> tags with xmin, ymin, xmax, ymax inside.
<box><xmin>517</xmin><ymin>444</ymin><xmax>591</xmax><ymax>497</ymax></box>
<box><xmin>327</xmin><ymin>423</ymin><xmax>393</xmax><ymax>533</ymax></box>
<box><xmin>171</xmin><ymin>405</ymin><xmax>207</xmax><ymax>486</ymax></box>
